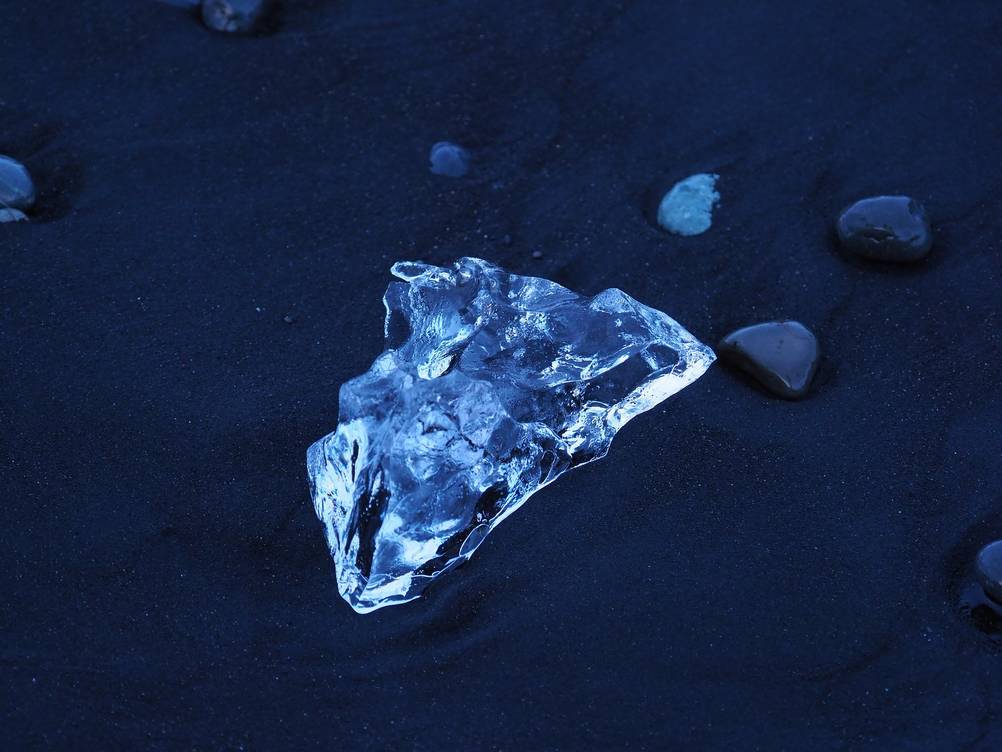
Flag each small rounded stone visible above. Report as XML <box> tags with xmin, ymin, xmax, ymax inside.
<box><xmin>0</xmin><ymin>155</ymin><xmax>37</xmax><ymax>212</ymax></box>
<box><xmin>429</xmin><ymin>142</ymin><xmax>470</xmax><ymax>178</ymax></box>
<box><xmin>201</xmin><ymin>0</ymin><xmax>267</xmax><ymax>34</ymax></box>
<box><xmin>976</xmin><ymin>540</ymin><xmax>1002</xmax><ymax>604</ymax></box>
<box><xmin>718</xmin><ymin>320</ymin><xmax>819</xmax><ymax>400</ymax></box>
<box><xmin>0</xmin><ymin>207</ymin><xmax>28</xmax><ymax>223</ymax></box>
<box><xmin>836</xmin><ymin>195</ymin><xmax>932</xmax><ymax>262</ymax></box>
<box><xmin>656</xmin><ymin>173</ymin><xmax>720</xmax><ymax>236</ymax></box>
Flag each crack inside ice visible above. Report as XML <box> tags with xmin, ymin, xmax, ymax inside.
<box><xmin>307</xmin><ymin>258</ymin><xmax>715</xmax><ymax>613</ymax></box>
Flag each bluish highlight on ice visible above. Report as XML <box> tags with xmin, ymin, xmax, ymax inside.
<box><xmin>307</xmin><ymin>258</ymin><xmax>715</xmax><ymax>612</ymax></box>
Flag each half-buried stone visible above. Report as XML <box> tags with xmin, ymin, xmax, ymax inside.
<box><xmin>429</xmin><ymin>141</ymin><xmax>470</xmax><ymax>178</ymax></box>
<box><xmin>657</xmin><ymin>173</ymin><xmax>720</xmax><ymax>236</ymax></box>
<box><xmin>836</xmin><ymin>195</ymin><xmax>932</xmax><ymax>262</ymax></box>
<box><xmin>0</xmin><ymin>207</ymin><xmax>28</xmax><ymax>223</ymax></box>
<box><xmin>718</xmin><ymin>321</ymin><xmax>819</xmax><ymax>400</ymax></box>
<box><xmin>976</xmin><ymin>541</ymin><xmax>1002</xmax><ymax>604</ymax></box>
<box><xmin>0</xmin><ymin>155</ymin><xmax>36</xmax><ymax>212</ymax></box>
<box><xmin>202</xmin><ymin>0</ymin><xmax>268</xmax><ymax>34</ymax></box>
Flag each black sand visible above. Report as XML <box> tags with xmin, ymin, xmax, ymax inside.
<box><xmin>3</xmin><ymin>1</ymin><xmax>1001</xmax><ymax>748</ymax></box>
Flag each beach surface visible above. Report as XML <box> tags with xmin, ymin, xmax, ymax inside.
<box><xmin>3</xmin><ymin>1</ymin><xmax>1001</xmax><ymax>748</ymax></box>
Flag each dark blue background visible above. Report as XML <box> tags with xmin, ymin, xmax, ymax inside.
<box><xmin>3</xmin><ymin>1</ymin><xmax>1000</xmax><ymax>748</ymax></box>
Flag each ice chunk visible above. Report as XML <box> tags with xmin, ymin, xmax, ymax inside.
<box><xmin>307</xmin><ymin>258</ymin><xmax>715</xmax><ymax>612</ymax></box>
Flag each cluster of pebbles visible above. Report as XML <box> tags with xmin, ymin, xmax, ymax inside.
<box><xmin>711</xmin><ymin>191</ymin><xmax>933</xmax><ymax>404</ymax></box>
<box><xmin>159</xmin><ymin>0</ymin><xmax>270</xmax><ymax>34</ymax></box>
<box><xmin>649</xmin><ymin>179</ymin><xmax>1001</xmax><ymax>632</ymax></box>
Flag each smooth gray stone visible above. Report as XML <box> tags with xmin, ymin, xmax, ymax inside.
<box><xmin>429</xmin><ymin>142</ymin><xmax>470</xmax><ymax>177</ymax></box>
<box><xmin>836</xmin><ymin>195</ymin><xmax>932</xmax><ymax>262</ymax></box>
<box><xmin>976</xmin><ymin>541</ymin><xmax>1002</xmax><ymax>604</ymax></box>
<box><xmin>0</xmin><ymin>155</ymin><xmax>37</xmax><ymax>212</ymax></box>
<box><xmin>718</xmin><ymin>321</ymin><xmax>819</xmax><ymax>400</ymax></box>
<box><xmin>0</xmin><ymin>207</ymin><xmax>28</xmax><ymax>223</ymax></box>
<box><xmin>201</xmin><ymin>0</ymin><xmax>267</xmax><ymax>33</ymax></box>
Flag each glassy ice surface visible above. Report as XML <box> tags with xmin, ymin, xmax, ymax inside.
<box><xmin>307</xmin><ymin>258</ymin><xmax>715</xmax><ymax>612</ymax></box>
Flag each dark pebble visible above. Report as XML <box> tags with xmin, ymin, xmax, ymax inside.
<box><xmin>531</xmin><ymin>249</ymin><xmax>544</xmax><ymax>260</ymax></box>
<box><xmin>429</xmin><ymin>142</ymin><xmax>470</xmax><ymax>178</ymax></box>
<box><xmin>0</xmin><ymin>207</ymin><xmax>28</xmax><ymax>223</ymax></box>
<box><xmin>718</xmin><ymin>321</ymin><xmax>819</xmax><ymax>400</ymax></box>
<box><xmin>0</xmin><ymin>155</ymin><xmax>37</xmax><ymax>212</ymax></box>
<box><xmin>976</xmin><ymin>540</ymin><xmax>1002</xmax><ymax>603</ymax></box>
<box><xmin>836</xmin><ymin>195</ymin><xmax>932</xmax><ymax>262</ymax></box>
<box><xmin>201</xmin><ymin>0</ymin><xmax>268</xmax><ymax>34</ymax></box>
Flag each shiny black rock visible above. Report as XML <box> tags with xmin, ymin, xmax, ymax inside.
<box><xmin>976</xmin><ymin>540</ymin><xmax>1002</xmax><ymax>604</ymax></box>
<box><xmin>718</xmin><ymin>321</ymin><xmax>819</xmax><ymax>400</ymax></box>
<box><xmin>836</xmin><ymin>195</ymin><xmax>932</xmax><ymax>262</ymax></box>
<box><xmin>0</xmin><ymin>155</ymin><xmax>37</xmax><ymax>212</ymax></box>
<box><xmin>201</xmin><ymin>0</ymin><xmax>268</xmax><ymax>34</ymax></box>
